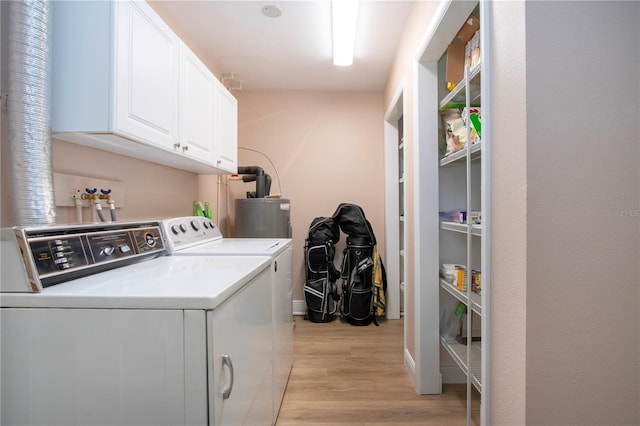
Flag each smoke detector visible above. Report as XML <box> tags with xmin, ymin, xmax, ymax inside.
<box><xmin>262</xmin><ymin>5</ymin><xmax>281</xmax><ymax>18</ymax></box>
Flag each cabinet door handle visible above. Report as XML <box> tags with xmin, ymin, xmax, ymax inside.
<box><xmin>274</xmin><ymin>260</ymin><xmax>278</xmax><ymax>272</ymax></box>
<box><xmin>221</xmin><ymin>354</ymin><xmax>234</xmax><ymax>400</ymax></box>
<box><xmin>173</xmin><ymin>142</ymin><xmax>181</xmax><ymax>149</ymax></box>
<box><xmin>182</xmin><ymin>145</ymin><xmax>189</xmax><ymax>152</ymax></box>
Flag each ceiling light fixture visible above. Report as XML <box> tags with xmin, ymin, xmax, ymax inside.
<box><xmin>332</xmin><ymin>0</ymin><xmax>359</xmax><ymax>66</ymax></box>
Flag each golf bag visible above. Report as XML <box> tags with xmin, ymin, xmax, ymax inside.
<box><xmin>303</xmin><ymin>217</ymin><xmax>341</xmax><ymax>323</ymax></box>
<box><xmin>333</xmin><ymin>203</ymin><xmax>386</xmax><ymax>326</ymax></box>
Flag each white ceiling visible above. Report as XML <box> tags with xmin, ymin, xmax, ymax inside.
<box><xmin>150</xmin><ymin>1</ymin><xmax>414</xmax><ymax>91</ymax></box>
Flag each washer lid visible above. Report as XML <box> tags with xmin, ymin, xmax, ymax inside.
<box><xmin>0</xmin><ymin>255</ymin><xmax>271</xmax><ymax>310</ymax></box>
<box><xmin>174</xmin><ymin>238</ymin><xmax>292</xmax><ymax>257</ymax></box>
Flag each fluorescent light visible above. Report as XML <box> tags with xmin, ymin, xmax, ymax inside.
<box><xmin>332</xmin><ymin>0</ymin><xmax>359</xmax><ymax>66</ymax></box>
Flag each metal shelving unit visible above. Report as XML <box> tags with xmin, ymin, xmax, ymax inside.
<box><xmin>440</xmin><ymin>221</ymin><xmax>482</xmax><ymax>237</ymax></box>
<box><xmin>439</xmin><ymin>64</ymin><xmax>481</xmax><ymax>108</ymax></box>
<box><xmin>440</xmin><ymin>140</ymin><xmax>482</xmax><ymax>167</ymax></box>
<box><xmin>437</xmin><ymin>60</ymin><xmax>484</xmax><ymax>425</ymax></box>
<box><xmin>433</xmin><ymin>4</ymin><xmax>486</xmax><ymax>425</ymax></box>
<box><xmin>414</xmin><ymin>1</ymin><xmax>489</xmax><ymax>423</ymax></box>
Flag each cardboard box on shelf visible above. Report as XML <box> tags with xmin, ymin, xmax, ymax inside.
<box><xmin>456</xmin><ymin>14</ymin><xmax>480</xmax><ymax>44</ymax></box>
<box><xmin>445</xmin><ymin>13</ymin><xmax>479</xmax><ymax>91</ymax></box>
<box><xmin>445</xmin><ymin>41</ymin><xmax>465</xmax><ymax>90</ymax></box>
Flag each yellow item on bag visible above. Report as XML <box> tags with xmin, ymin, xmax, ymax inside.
<box><xmin>372</xmin><ymin>246</ymin><xmax>386</xmax><ymax>318</ymax></box>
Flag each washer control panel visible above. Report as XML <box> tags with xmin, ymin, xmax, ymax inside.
<box><xmin>13</xmin><ymin>222</ymin><xmax>166</xmax><ymax>290</ymax></box>
<box><xmin>161</xmin><ymin>216</ymin><xmax>223</xmax><ymax>253</ymax></box>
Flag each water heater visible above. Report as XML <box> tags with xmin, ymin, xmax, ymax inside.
<box><xmin>234</xmin><ymin>198</ymin><xmax>292</xmax><ymax>238</ymax></box>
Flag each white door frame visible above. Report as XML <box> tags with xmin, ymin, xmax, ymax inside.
<box><xmin>383</xmin><ymin>80</ymin><xmax>404</xmax><ymax>322</ymax></box>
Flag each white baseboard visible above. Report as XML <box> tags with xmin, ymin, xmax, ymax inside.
<box><xmin>404</xmin><ymin>348</ymin><xmax>417</xmax><ymax>389</ymax></box>
<box><xmin>293</xmin><ymin>299</ymin><xmax>307</xmax><ymax>316</ymax></box>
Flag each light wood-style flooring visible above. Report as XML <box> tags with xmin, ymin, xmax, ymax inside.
<box><xmin>276</xmin><ymin>316</ymin><xmax>479</xmax><ymax>426</ymax></box>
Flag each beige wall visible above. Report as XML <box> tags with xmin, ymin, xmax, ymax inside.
<box><xmin>522</xmin><ymin>2</ymin><xmax>639</xmax><ymax>425</ymax></box>
<box><xmin>51</xmin><ymin>140</ymin><xmax>199</xmax><ymax>224</ymax></box>
<box><xmin>1</xmin><ymin>138</ymin><xmax>200</xmax><ymax>227</ymax></box>
<box><xmin>492</xmin><ymin>1</ymin><xmax>640</xmax><ymax>424</ymax></box>
<box><xmin>489</xmin><ymin>2</ymin><xmax>527</xmax><ymax>423</ymax></box>
<box><xmin>382</xmin><ymin>0</ymin><xmax>442</xmax><ymax>373</ymax></box>
<box><xmin>226</xmin><ymin>90</ymin><xmax>386</xmax><ymax>303</ymax></box>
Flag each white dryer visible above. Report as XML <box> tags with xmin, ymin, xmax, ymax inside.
<box><xmin>161</xmin><ymin>216</ymin><xmax>293</xmax><ymax>422</ymax></box>
<box><xmin>1</xmin><ymin>221</ymin><xmax>274</xmax><ymax>426</ymax></box>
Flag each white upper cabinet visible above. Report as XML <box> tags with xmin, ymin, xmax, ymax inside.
<box><xmin>179</xmin><ymin>43</ymin><xmax>217</xmax><ymax>164</ymax></box>
<box><xmin>114</xmin><ymin>1</ymin><xmax>180</xmax><ymax>150</ymax></box>
<box><xmin>215</xmin><ymin>81</ymin><xmax>239</xmax><ymax>173</ymax></box>
<box><xmin>51</xmin><ymin>0</ymin><xmax>237</xmax><ymax>175</ymax></box>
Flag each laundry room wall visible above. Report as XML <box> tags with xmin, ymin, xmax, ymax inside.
<box><xmin>1</xmin><ymin>137</ymin><xmax>201</xmax><ymax>228</ymax></box>
<box><xmin>381</xmin><ymin>0</ymin><xmax>443</xmax><ymax>376</ymax></box>
<box><xmin>227</xmin><ymin>90</ymin><xmax>386</xmax><ymax>307</ymax></box>
<box><xmin>49</xmin><ymin>140</ymin><xmax>200</xmax><ymax>225</ymax></box>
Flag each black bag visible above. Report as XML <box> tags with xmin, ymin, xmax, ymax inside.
<box><xmin>303</xmin><ymin>217</ymin><xmax>340</xmax><ymax>323</ymax></box>
<box><xmin>332</xmin><ymin>203</ymin><xmax>385</xmax><ymax>326</ymax></box>
<box><xmin>340</xmin><ymin>241</ymin><xmax>375</xmax><ymax>326</ymax></box>
<box><xmin>304</xmin><ymin>204</ymin><xmax>387</xmax><ymax>326</ymax></box>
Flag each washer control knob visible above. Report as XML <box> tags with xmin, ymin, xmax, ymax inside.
<box><xmin>191</xmin><ymin>220</ymin><xmax>200</xmax><ymax>231</ymax></box>
<box><xmin>179</xmin><ymin>223</ymin><xmax>188</xmax><ymax>233</ymax></box>
<box><xmin>171</xmin><ymin>225</ymin><xmax>180</xmax><ymax>235</ymax></box>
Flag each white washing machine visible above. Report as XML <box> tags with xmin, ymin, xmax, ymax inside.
<box><xmin>161</xmin><ymin>216</ymin><xmax>293</xmax><ymax>422</ymax></box>
<box><xmin>1</xmin><ymin>221</ymin><xmax>274</xmax><ymax>426</ymax></box>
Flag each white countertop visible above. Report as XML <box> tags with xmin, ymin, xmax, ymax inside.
<box><xmin>0</xmin><ymin>255</ymin><xmax>271</xmax><ymax>310</ymax></box>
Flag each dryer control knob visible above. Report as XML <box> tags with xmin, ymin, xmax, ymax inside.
<box><xmin>191</xmin><ymin>220</ymin><xmax>200</xmax><ymax>231</ymax></box>
<box><xmin>101</xmin><ymin>246</ymin><xmax>115</xmax><ymax>256</ymax></box>
<box><xmin>179</xmin><ymin>223</ymin><xmax>188</xmax><ymax>233</ymax></box>
<box><xmin>145</xmin><ymin>233</ymin><xmax>156</xmax><ymax>247</ymax></box>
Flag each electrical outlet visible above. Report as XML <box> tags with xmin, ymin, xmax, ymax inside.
<box><xmin>53</xmin><ymin>173</ymin><xmax>125</xmax><ymax>208</ymax></box>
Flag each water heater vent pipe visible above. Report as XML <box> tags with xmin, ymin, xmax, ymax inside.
<box><xmin>236</xmin><ymin>166</ymin><xmax>272</xmax><ymax>198</ymax></box>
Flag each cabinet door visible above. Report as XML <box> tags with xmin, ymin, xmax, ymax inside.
<box><xmin>1</xmin><ymin>308</ymin><xmax>186</xmax><ymax>426</ymax></box>
<box><xmin>114</xmin><ymin>1</ymin><xmax>180</xmax><ymax>149</ymax></box>
<box><xmin>214</xmin><ymin>82</ymin><xmax>238</xmax><ymax>173</ymax></box>
<box><xmin>179</xmin><ymin>44</ymin><xmax>216</xmax><ymax>164</ymax></box>
<box><xmin>272</xmin><ymin>247</ymin><xmax>293</xmax><ymax>420</ymax></box>
<box><xmin>209</xmin><ymin>269</ymin><xmax>273</xmax><ymax>426</ymax></box>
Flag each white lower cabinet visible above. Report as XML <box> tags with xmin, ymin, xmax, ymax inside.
<box><xmin>271</xmin><ymin>247</ymin><xmax>294</xmax><ymax>420</ymax></box>
<box><xmin>51</xmin><ymin>0</ymin><xmax>238</xmax><ymax>174</ymax></box>
<box><xmin>209</xmin><ymin>269</ymin><xmax>273</xmax><ymax>426</ymax></box>
<box><xmin>0</xmin><ymin>269</ymin><xmax>274</xmax><ymax>426</ymax></box>
<box><xmin>0</xmin><ymin>308</ymin><xmax>189</xmax><ymax>426</ymax></box>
